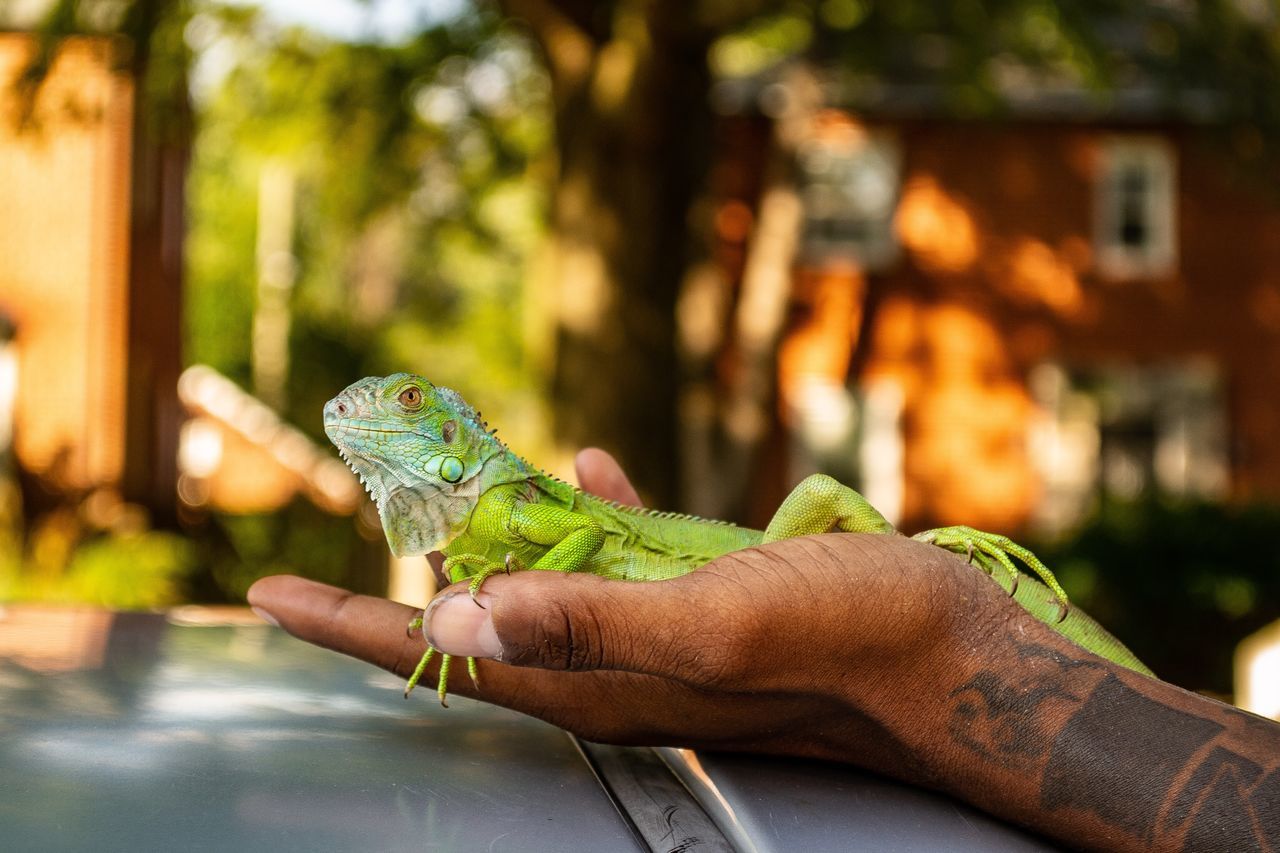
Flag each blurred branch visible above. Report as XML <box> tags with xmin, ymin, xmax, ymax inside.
<box><xmin>496</xmin><ymin>0</ymin><xmax>598</xmax><ymax>92</ymax></box>
<box><xmin>8</xmin><ymin>0</ymin><xmax>81</xmax><ymax>128</ymax></box>
<box><xmin>11</xmin><ymin>0</ymin><xmax>191</xmax><ymax>139</ymax></box>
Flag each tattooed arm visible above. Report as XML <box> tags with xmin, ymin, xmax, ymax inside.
<box><xmin>249</xmin><ymin>450</ymin><xmax>1280</xmax><ymax>852</ymax></box>
<box><xmin>939</xmin><ymin>627</ymin><xmax>1279</xmax><ymax>850</ymax></box>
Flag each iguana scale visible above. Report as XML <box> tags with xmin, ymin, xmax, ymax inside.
<box><xmin>323</xmin><ymin>373</ymin><xmax>1153</xmax><ymax>704</ymax></box>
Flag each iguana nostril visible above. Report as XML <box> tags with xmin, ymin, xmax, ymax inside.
<box><xmin>336</xmin><ymin>401</ymin><xmax>347</xmax><ymax>415</ymax></box>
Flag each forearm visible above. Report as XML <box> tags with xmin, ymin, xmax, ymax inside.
<box><xmin>863</xmin><ymin>586</ymin><xmax>1280</xmax><ymax>852</ymax></box>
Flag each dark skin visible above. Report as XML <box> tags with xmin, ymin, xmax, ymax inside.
<box><xmin>249</xmin><ymin>449</ymin><xmax>1280</xmax><ymax>852</ymax></box>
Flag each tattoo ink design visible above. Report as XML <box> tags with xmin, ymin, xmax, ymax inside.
<box><xmin>1041</xmin><ymin>674</ymin><xmax>1223</xmax><ymax>841</ymax></box>
<box><xmin>1166</xmin><ymin>746</ymin><xmax>1262</xmax><ymax>832</ymax></box>
<box><xmin>1177</xmin><ymin>757</ymin><xmax>1273</xmax><ymax>853</ymax></box>
<box><xmin>947</xmin><ymin>643</ymin><xmax>1098</xmax><ymax>771</ymax></box>
<box><xmin>1245</xmin><ymin>769</ymin><xmax>1280</xmax><ymax>851</ymax></box>
<box><xmin>950</xmin><ymin>635</ymin><xmax>1280</xmax><ymax>851</ymax></box>
<box><xmin>1044</xmin><ymin>676</ymin><xmax>1280</xmax><ymax>850</ymax></box>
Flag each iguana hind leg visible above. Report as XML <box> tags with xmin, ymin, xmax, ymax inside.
<box><xmin>913</xmin><ymin>526</ymin><xmax>1069</xmax><ymax>621</ymax></box>
<box><xmin>762</xmin><ymin>475</ymin><xmax>1069</xmax><ymax>621</ymax></box>
<box><xmin>761</xmin><ymin>474</ymin><xmax>895</xmax><ymax>541</ymax></box>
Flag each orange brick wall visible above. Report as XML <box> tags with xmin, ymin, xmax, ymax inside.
<box><xmin>843</xmin><ymin>121</ymin><xmax>1280</xmax><ymax>527</ymax></box>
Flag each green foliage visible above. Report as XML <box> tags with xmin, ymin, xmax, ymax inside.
<box><xmin>185</xmin><ymin>4</ymin><xmax>553</xmax><ymax>449</ymax></box>
<box><xmin>1037</xmin><ymin>499</ymin><xmax>1280</xmax><ymax>694</ymax></box>
<box><xmin>712</xmin><ymin>8</ymin><xmax>816</xmax><ymax>77</ymax></box>
<box><xmin>703</xmin><ymin>0</ymin><xmax>1280</xmax><ymax>135</ymax></box>
<box><xmin>61</xmin><ymin>531</ymin><xmax>196</xmax><ymax>608</ymax></box>
<box><xmin>193</xmin><ymin>501</ymin><xmax>386</xmax><ymax>603</ymax></box>
<box><xmin>3</xmin><ymin>529</ymin><xmax>196</xmax><ymax>609</ymax></box>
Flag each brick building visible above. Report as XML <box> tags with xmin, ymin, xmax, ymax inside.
<box><xmin>706</xmin><ymin>74</ymin><xmax>1280</xmax><ymax>534</ymax></box>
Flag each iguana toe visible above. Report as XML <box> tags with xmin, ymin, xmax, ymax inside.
<box><xmin>404</xmin><ymin>645</ymin><xmax>436</xmax><ymax>698</ymax></box>
<box><xmin>436</xmin><ymin>653</ymin><xmax>452</xmax><ymax>706</ymax></box>
<box><xmin>467</xmin><ymin>554</ymin><xmax>530</xmax><ymax>606</ymax></box>
<box><xmin>913</xmin><ymin>525</ymin><xmax>1068</xmax><ymax>616</ymax></box>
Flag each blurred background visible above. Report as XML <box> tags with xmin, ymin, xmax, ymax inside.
<box><xmin>0</xmin><ymin>0</ymin><xmax>1278</xmax><ymax>711</ymax></box>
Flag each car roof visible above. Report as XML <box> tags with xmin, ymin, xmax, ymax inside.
<box><xmin>0</xmin><ymin>607</ymin><xmax>1058</xmax><ymax>852</ymax></box>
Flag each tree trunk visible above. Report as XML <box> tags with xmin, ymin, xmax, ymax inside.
<box><xmin>502</xmin><ymin>0</ymin><xmax>715</xmax><ymax>507</ymax></box>
<box><xmin>120</xmin><ymin>0</ymin><xmax>190</xmax><ymax>527</ymax></box>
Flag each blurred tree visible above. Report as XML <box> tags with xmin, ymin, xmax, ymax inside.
<box><xmin>20</xmin><ymin>0</ymin><xmax>1280</xmax><ymax>509</ymax></box>
<box><xmin>493</xmin><ymin>0</ymin><xmax>721</xmax><ymax>506</ymax></box>
<box><xmin>491</xmin><ymin>0</ymin><xmax>1280</xmax><ymax>506</ymax></box>
<box><xmin>184</xmin><ymin>5</ymin><xmax>552</xmax><ymax>452</ymax></box>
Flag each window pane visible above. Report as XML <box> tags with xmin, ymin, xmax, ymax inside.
<box><xmin>1094</xmin><ymin>137</ymin><xmax>1176</xmax><ymax>279</ymax></box>
<box><xmin>798</xmin><ymin>131</ymin><xmax>899</xmax><ymax>270</ymax></box>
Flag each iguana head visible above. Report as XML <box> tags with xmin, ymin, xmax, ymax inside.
<box><xmin>324</xmin><ymin>373</ymin><xmax>507</xmax><ymax>556</ymax></box>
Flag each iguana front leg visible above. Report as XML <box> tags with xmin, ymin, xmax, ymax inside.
<box><xmin>449</xmin><ymin>503</ymin><xmax>607</xmax><ymax>604</ymax></box>
<box><xmin>402</xmin><ymin>555</ymin><xmax>492</xmax><ymax>704</ymax></box>
<box><xmin>404</xmin><ymin>504</ymin><xmax>605</xmax><ymax>704</ymax></box>
<box><xmin>512</xmin><ymin>502</ymin><xmax>607</xmax><ymax>572</ymax></box>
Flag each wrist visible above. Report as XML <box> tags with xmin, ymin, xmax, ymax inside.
<box><xmin>821</xmin><ymin>546</ymin><xmax>1083</xmax><ymax>788</ymax></box>
<box><xmin>802</xmin><ymin>540</ymin><xmax>1022</xmax><ymax>786</ymax></box>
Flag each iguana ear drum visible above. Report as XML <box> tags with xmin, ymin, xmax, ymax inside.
<box><xmin>440</xmin><ymin>456</ymin><xmax>464</xmax><ymax>483</ymax></box>
<box><xmin>442</xmin><ymin>420</ymin><xmax>456</xmax><ymax>443</ymax></box>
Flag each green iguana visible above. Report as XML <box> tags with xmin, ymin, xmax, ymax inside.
<box><xmin>324</xmin><ymin>373</ymin><xmax>1152</xmax><ymax>704</ymax></box>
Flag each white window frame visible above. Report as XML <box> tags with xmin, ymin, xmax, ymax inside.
<box><xmin>797</xmin><ymin>130</ymin><xmax>900</xmax><ymax>271</ymax></box>
<box><xmin>1094</xmin><ymin>136</ymin><xmax>1178</xmax><ymax>280</ymax></box>
<box><xmin>1029</xmin><ymin>360</ymin><xmax>1228</xmax><ymax>535</ymax></box>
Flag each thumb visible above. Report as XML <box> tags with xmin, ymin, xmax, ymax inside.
<box><xmin>423</xmin><ymin>569</ymin><xmax>729</xmax><ymax>682</ymax></box>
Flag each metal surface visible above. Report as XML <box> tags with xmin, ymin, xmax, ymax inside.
<box><xmin>576</xmin><ymin>741</ymin><xmax>733</xmax><ymax>853</ymax></box>
<box><xmin>0</xmin><ymin>607</ymin><xmax>641</xmax><ymax>853</ymax></box>
<box><xmin>657</xmin><ymin>748</ymin><xmax>1062</xmax><ymax>853</ymax></box>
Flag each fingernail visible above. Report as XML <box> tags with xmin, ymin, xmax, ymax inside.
<box><xmin>251</xmin><ymin>606</ymin><xmax>279</xmax><ymax>627</ymax></box>
<box><xmin>424</xmin><ymin>590</ymin><xmax>502</xmax><ymax>659</ymax></box>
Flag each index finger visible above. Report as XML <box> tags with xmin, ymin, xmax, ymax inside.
<box><xmin>249</xmin><ymin>574</ymin><xmax>429</xmax><ymax>678</ymax></box>
<box><xmin>245</xmin><ymin>573</ymin><xmax>725</xmax><ymax>745</ymax></box>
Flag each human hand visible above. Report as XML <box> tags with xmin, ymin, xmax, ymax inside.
<box><xmin>248</xmin><ymin>449</ymin><xmax>1029</xmax><ymax>779</ymax></box>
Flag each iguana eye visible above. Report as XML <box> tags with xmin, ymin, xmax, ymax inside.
<box><xmin>398</xmin><ymin>387</ymin><xmax>422</xmax><ymax>409</ymax></box>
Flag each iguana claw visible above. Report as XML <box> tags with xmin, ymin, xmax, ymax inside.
<box><xmin>911</xmin><ymin>525</ymin><xmax>1069</xmax><ymax>622</ymax></box>
<box><xmin>403</xmin><ymin>644</ymin><xmax>480</xmax><ymax>705</ymax></box>
<box><xmin>464</xmin><ymin>553</ymin><xmax>529</xmax><ymax>607</ymax></box>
